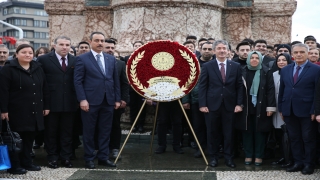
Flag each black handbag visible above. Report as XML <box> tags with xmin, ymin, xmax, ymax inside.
<box><xmin>1</xmin><ymin>120</ymin><xmax>22</xmax><ymax>153</ymax></box>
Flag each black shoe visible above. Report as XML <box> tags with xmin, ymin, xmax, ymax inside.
<box><xmin>209</xmin><ymin>159</ymin><xmax>218</xmax><ymax>167</ymax></box>
<box><xmin>61</xmin><ymin>160</ymin><xmax>73</xmax><ymax>168</ymax></box>
<box><xmin>271</xmin><ymin>158</ymin><xmax>285</xmax><ymax>165</ymax></box>
<box><xmin>48</xmin><ymin>160</ymin><xmax>58</xmax><ymax>169</ymax></box>
<box><xmin>225</xmin><ymin>159</ymin><xmax>236</xmax><ymax>168</ymax></box>
<box><xmin>155</xmin><ymin>146</ymin><xmax>166</xmax><ymax>154</ymax></box>
<box><xmin>98</xmin><ymin>160</ymin><xmax>116</xmax><ymax>167</ymax></box>
<box><xmin>132</xmin><ymin>126</ymin><xmax>138</xmax><ymax>133</ymax></box>
<box><xmin>7</xmin><ymin>168</ymin><xmax>27</xmax><ymax>175</ymax></box>
<box><xmin>194</xmin><ymin>150</ymin><xmax>202</xmax><ymax>158</ymax></box>
<box><xmin>22</xmin><ymin>164</ymin><xmax>41</xmax><ymax>171</ymax></box>
<box><xmin>85</xmin><ymin>160</ymin><xmax>95</xmax><ymax>169</ymax></box>
<box><xmin>286</xmin><ymin>164</ymin><xmax>303</xmax><ymax>172</ymax></box>
<box><xmin>138</xmin><ymin>126</ymin><xmax>144</xmax><ymax>133</ymax></box>
<box><xmin>301</xmin><ymin>165</ymin><xmax>314</xmax><ymax>175</ymax></box>
<box><xmin>173</xmin><ymin>147</ymin><xmax>184</xmax><ymax>154</ymax></box>
<box><xmin>33</xmin><ymin>144</ymin><xmax>41</xmax><ymax>149</ymax></box>
<box><xmin>281</xmin><ymin>161</ymin><xmax>294</xmax><ymax>168</ymax></box>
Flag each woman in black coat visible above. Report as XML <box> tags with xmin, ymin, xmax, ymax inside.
<box><xmin>235</xmin><ymin>51</ymin><xmax>276</xmax><ymax>166</ymax></box>
<box><xmin>0</xmin><ymin>44</ymin><xmax>50</xmax><ymax>174</ymax></box>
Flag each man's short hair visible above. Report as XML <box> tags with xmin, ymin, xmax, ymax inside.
<box><xmin>105</xmin><ymin>39</ymin><xmax>116</xmax><ymax>45</ymax></box>
<box><xmin>89</xmin><ymin>32</ymin><xmax>105</xmax><ymax>40</ymax></box>
<box><xmin>292</xmin><ymin>43</ymin><xmax>309</xmax><ymax>52</ymax></box>
<box><xmin>291</xmin><ymin>41</ymin><xmax>301</xmax><ymax>46</ymax></box>
<box><xmin>317</xmin><ymin>43</ymin><xmax>320</xmax><ymax>49</ymax></box>
<box><xmin>254</xmin><ymin>39</ymin><xmax>267</xmax><ymax>47</ymax></box>
<box><xmin>186</xmin><ymin>35</ymin><xmax>197</xmax><ymax>41</ymax></box>
<box><xmin>213</xmin><ymin>40</ymin><xmax>229</xmax><ymax>50</ymax></box>
<box><xmin>133</xmin><ymin>41</ymin><xmax>144</xmax><ymax>47</ymax></box>
<box><xmin>183</xmin><ymin>41</ymin><xmax>195</xmax><ymax>47</ymax></box>
<box><xmin>109</xmin><ymin>38</ymin><xmax>117</xmax><ymax>44</ymax></box>
<box><xmin>236</xmin><ymin>41</ymin><xmax>251</xmax><ymax>51</ymax></box>
<box><xmin>273</xmin><ymin>44</ymin><xmax>280</xmax><ymax>48</ymax></box>
<box><xmin>304</xmin><ymin>35</ymin><xmax>317</xmax><ymax>43</ymax></box>
<box><xmin>54</xmin><ymin>36</ymin><xmax>71</xmax><ymax>44</ymax></box>
<box><xmin>0</xmin><ymin>44</ymin><xmax>9</xmax><ymax>52</ymax></box>
<box><xmin>267</xmin><ymin>45</ymin><xmax>273</xmax><ymax>50</ymax></box>
<box><xmin>198</xmin><ymin>38</ymin><xmax>208</xmax><ymax>43</ymax></box>
<box><xmin>208</xmin><ymin>38</ymin><xmax>215</xmax><ymax>41</ymax></box>
<box><xmin>200</xmin><ymin>42</ymin><xmax>213</xmax><ymax>49</ymax></box>
<box><xmin>242</xmin><ymin>38</ymin><xmax>254</xmax><ymax>46</ymax></box>
<box><xmin>78</xmin><ymin>41</ymin><xmax>90</xmax><ymax>48</ymax></box>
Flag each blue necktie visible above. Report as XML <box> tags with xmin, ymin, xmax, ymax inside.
<box><xmin>96</xmin><ymin>54</ymin><xmax>105</xmax><ymax>75</ymax></box>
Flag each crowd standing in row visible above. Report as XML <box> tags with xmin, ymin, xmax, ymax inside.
<box><xmin>0</xmin><ymin>32</ymin><xmax>319</xmax><ymax>176</ymax></box>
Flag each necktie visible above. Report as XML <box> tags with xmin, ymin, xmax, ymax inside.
<box><xmin>96</xmin><ymin>54</ymin><xmax>105</xmax><ymax>75</ymax></box>
<box><xmin>293</xmin><ymin>66</ymin><xmax>301</xmax><ymax>84</ymax></box>
<box><xmin>220</xmin><ymin>63</ymin><xmax>226</xmax><ymax>83</ymax></box>
<box><xmin>61</xmin><ymin>57</ymin><xmax>66</xmax><ymax>71</ymax></box>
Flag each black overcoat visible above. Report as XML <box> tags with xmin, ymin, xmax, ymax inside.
<box><xmin>235</xmin><ymin>65</ymin><xmax>276</xmax><ymax>132</ymax></box>
<box><xmin>0</xmin><ymin>59</ymin><xmax>50</xmax><ymax>132</ymax></box>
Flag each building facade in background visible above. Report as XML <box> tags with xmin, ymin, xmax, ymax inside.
<box><xmin>0</xmin><ymin>0</ymin><xmax>48</xmax><ymax>54</ymax></box>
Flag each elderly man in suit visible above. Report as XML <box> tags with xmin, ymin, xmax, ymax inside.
<box><xmin>278</xmin><ymin>43</ymin><xmax>320</xmax><ymax>175</ymax></box>
<box><xmin>37</xmin><ymin>36</ymin><xmax>78</xmax><ymax>169</ymax></box>
<box><xmin>74</xmin><ymin>32</ymin><xmax>121</xmax><ymax>169</ymax></box>
<box><xmin>198</xmin><ymin>40</ymin><xmax>243</xmax><ymax>168</ymax></box>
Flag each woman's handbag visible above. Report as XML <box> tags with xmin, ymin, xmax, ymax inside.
<box><xmin>1</xmin><ymin>120</ymin><xmax>22</xmax><ymax>153</ymax></box>
<box><xmin>0</xmin><ymin>137</ymin><xmax>11</xmax><ymax>170</ymax></box>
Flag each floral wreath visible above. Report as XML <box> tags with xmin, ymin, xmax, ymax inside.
<box><xmin>127</xmin><ymin>40</ymin><xmax>200</xmax><ymax>102</ymax></box>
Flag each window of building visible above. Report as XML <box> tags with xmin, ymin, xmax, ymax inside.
<box><xmin>34</xmin><ymin>20</ymin><xmax>40</xmax><ymax>27</ymax></box>
<box><xmin>14</xmin><ymin>8</ymin><xmax>20</xmax><ymax>14</ymax></box>
<box><xmin>34</xmin><ymin>32</ymin><xmax>40</xmax><ymax>38</ymax></box>
<box><xmin>41</xmin><ymin>43</ymin><xmax>48</xmax><ymax>47</ymax></box>
<box><xmin>40</xmin><ymin>21</ymin><xmax>47</xmax><ymax>27</ymax></box>
<box><xmin>21</xmin><ymin>19</ymin><xmax>27</xmax><ymax>26</ymax></box>
<box><xmin>41</xmin><ymin>32</ymin><xmax>46</xmax><ymax>39</ymax></box>
<box><xmin>14</xmin><ymin>19</ymin><xmax>20</xmax><ymax>26</ymax></box>
<box><xmin>3</xmin><ymin>9</ymin><xmax>7</xmax><ymax>15</ymax></box>
<box><xmin>227</xmin><ymin>0</ymin><xmax>252</xmax><ymax>7</ymax></box>
<box><xmin>21</xmin><ymin>8</ymin><xmax>26</xmax><ymax>14</ymax></box>
<box><xmin>34</xmin><ymin>43</ymin><xmax>40</xmax><ymax>50</ymax></box>
<box><xmin>23</xmin><ymin>31</ymin><xmax>27</xmax><ymax>38</ymax></box>
<box><xmin>14</xmin><ymin>30</ymin><xmax>19</xmax><ymax>38</ymax></box>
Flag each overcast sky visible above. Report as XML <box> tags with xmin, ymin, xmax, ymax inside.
<box><xmin>0</xmin><ymin>0</ymin><xmax>318</xmax><ymax>43</ymax></box>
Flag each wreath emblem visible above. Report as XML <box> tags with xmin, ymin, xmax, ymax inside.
<box><xmin>127</xmin><ymin>40</ymin><xmax>200</xmax><ymax>102</ymax></box>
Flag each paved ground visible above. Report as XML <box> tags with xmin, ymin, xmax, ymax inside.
<box><xmin>0</xmin><ymin>132</ymin><xmax>319</xmax><ymax>180</ymax></box>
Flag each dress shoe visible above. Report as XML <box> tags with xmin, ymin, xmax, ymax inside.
<box><xmin>281</xmin><ymin>161</ymin><xmax>293</xmax><ymax>168</ymax></box>
<box><xmin>155</xmin><ymin>146</ymin><xmax>166</xmax><ymax>154</ymax></box>
<box><xmin>255</xmin><ymin>158</ymin><xmax>263</xmax><ymax>166</ymax></box>
<box><xmin>48</xmin><ymin>160</ymin><xmax>58</xmax><ymax>169</ymax></box>
<box><xmin>194</xmin><ymin>150</ymin><xmax>202</xmax><ymax>158</ymax></box>
<box><xmin>85</xmin><ymin>160</ymin><xmax>95</xmax><ymax>169</ymax></box>
<box><xmin>244</xmin><ymin>158</ymin><xmax>252</xmax><ymax>165</ymax></box>
<box><xmin>22</xmin><ymin>164</ymin><xmax>41</xmax><ymax>171</ymax></box>
<box><xmin>173</xmin><ymin>147</ymin><xmax>184</xmax><ymax>154</ymax></box>
<box><xmin>271</xmin><ymin>158</ymin><xmax>285</xmax><ymax>165</ymax></box>
<box><xmin>286</xmin><ymin>164</ymin><xmax>303</xmax><ymax>172</ymax></box>
<box><xmin>111</xmin><ymin>149</ymin><xmax>121</xmax><ymax>160</ymax></box>
<box><xmin>138</xmin><ymin>126</ymin><xmax>144</xmax><ymax>133</ymax></box>
<box><xmin>98</xmin><ymin>160</ymin><xmax>116</xmax><ymax>167</ymax></box>
<box><xmin>209</xmin><ymin>159</ymin><xmax>218</xmax><ymax>167</ymax></box>
<box><xmin>61</xmin><ymin>160</ymin><xmax>73</xmax><ymax>168</ymax></box>
<box><xmin>33</xmin><ymin>144</ymin><xmax>41</xmax><ymax>149</ymax></box>
<box><xmin>7</xmin><ymin>167</ymin><xmax>27</xmax><ymax>175</ymax></box>
<box><xmin>225</xmin><ymin>159</ymin><xmax>236</xmax><ymax>168</ymax></box>
<box><xmin>301</xmin><ymin>165</ymin><xmax>314</xmax><ymax>175</ymax></box>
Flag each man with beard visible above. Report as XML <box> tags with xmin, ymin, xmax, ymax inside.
<box><xmin>78</xmin><ymin>41</ymin><xmax>90</xmax><ymax>56</ymax></box>
<box><xmin>0</xmin><ymin>44</ymin><xmax>9</xmax><ymax>67</ymax></box>
<box><xmin>276</xmin><ymin>44</ymin><xmax>291</xmax><ymax>56</ymax></box>
<box><xmin>304</xmin><ymin>35</ymin><xmax>317</xmax><ymax>49</ymax></box>
<box><xmin>233</xmin><ymin>41</ymin><xmax>251</xmax><ymax>68</ymax></box>
<box><xmin>196</xmin><ymin>38</ymin><xmax>208</xmax><ymax>57</ymax></box>
<box><xmin>254</xmin><ymin>40</ymin><xmax>276</xmax><ymax>71</ymax></box>
<box><xmin>103</xmin><ymin>39</ymin><xmax>129</xmax><ymax>160</ymax></box>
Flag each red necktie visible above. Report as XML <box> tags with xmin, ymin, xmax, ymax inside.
<box><xmin>293</xmin><ymin>66</ymin><xmax>301</xmax><ymax>84</ymax></box>
<box><xmin>61</xmin><ymin>57</ymin><xmax>66</xmax><ymax>72</ymax></box>
<box><xmin>220</xmin><ymin>63</ymin><xmax>226</xmax><ymax>83</ymax></box>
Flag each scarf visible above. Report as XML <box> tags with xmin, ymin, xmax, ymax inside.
<box><xmin>246</xmin><ymin>51</ymin><xmax>263</xmax><ymax>107</ymax></box>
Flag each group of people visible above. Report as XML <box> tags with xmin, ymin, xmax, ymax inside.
<box><xmin>0</xmin><ymin>32</ymin><xmax>319</xmax><ymax>176</ymax></box>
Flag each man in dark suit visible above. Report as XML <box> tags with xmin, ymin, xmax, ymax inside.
<box><xmin>37</xmin><ymin>36</ymin><xmax>78</xmax><ymax>168</ymax></box>
<box><xmin>74</xmin><ymin>32</ymin><xmax>121</xmax><ymax>169</ymax></box>
<box><xmin>198</xmin><ymin>40</ymin><xmax>243</xmax><ymax>168</ymax></box>
<box><xmin>103</xmin><ymin>39</ymin><xmax>129</xmax><ymax>160</ymax></box>
<box><xmin>278</xmin><ymin>43</ymin><xmax>320</xmax><ymax>175</ymax></box>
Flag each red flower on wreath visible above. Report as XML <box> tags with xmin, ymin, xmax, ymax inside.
<box><xmin>127</xmin><ymin>40</ymin><xmax>200</xmax><ymax>102</ymax></box>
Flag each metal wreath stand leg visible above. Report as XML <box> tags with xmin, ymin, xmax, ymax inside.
<box><xmin>114</xmin><ymin>99</ymin><xmax>208</xmax><ymax>166</ymax></box>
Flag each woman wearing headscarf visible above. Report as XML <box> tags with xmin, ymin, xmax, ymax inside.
<box><xmin>271</xmin><ymin>53</ymin><xmax>293</xmax><ymax>167</ymax></box>
<box><xmin>235</xmin><ymin>51</ymin><xmax>276</xmax><ymax>166</ymax></box>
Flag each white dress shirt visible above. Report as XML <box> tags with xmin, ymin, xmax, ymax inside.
<box><xmin>91</xmin><ymin>49</ymin><xmax>105</xmax><ymax>72</ymax></box>
<box><xmin>55</xmin><ymin>52</ymin><xmax>68</xmax><ymax>66</ymax></box>
<box><xmin>217</xmin><ymin>59</ymin><xmax>227</xmax><ymax>75</ymax></box>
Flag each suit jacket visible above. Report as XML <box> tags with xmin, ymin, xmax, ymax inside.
<box><xmin>278</xmin><ymin>61</ymin><xmax>320</xmax><ymax>117</ymax></box>
<box><xmin>37</xmin><ymin>51</ymin><xmax>78</xmax><ymax>112</ymax></box>
<box><xmin>74</xmin><ymin>51</ymin><xmax>120</xmax><ymax>106</ymax></box>
<box><xmin>116</xmin><ymin>60</ymin><xmax>129</xmax><ymax>103</ymax></box>
<box><xmin>198</xmin><ymin>59</ymin><xmax>243</xmax><ymax>111</ymax></box>
<box><xmin>262</xmin><ymin>56</ymin><xmax>275</xmax><ymax>67</ymax></box>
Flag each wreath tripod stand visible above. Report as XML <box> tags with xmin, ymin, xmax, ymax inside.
<box><xmin>114</xmin><ymin>99</ymin><xmax>208</xmax><ymax>165</ymax></box>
